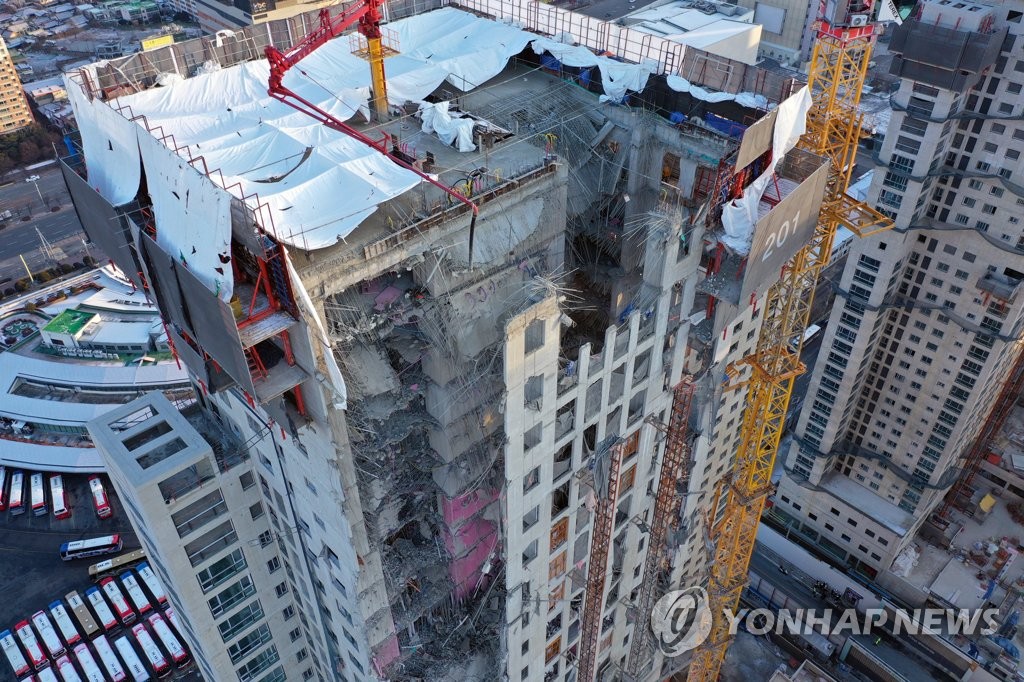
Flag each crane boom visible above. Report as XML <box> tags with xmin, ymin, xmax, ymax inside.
<box><xmin>686</xmin><ymin>19</ymin><xmax>893</xmax><ymax>681</ymax></box>
<box><xmin>625</xmin><ymin>378</ymin><xmax>696</xmax><ymax>676</ymax></box>
<box><xmin>263</xmin><ymin>4</ymin><xmax>481</xmax><ymax>262</ymax></box>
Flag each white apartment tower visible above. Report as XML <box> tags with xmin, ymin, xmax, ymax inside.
<box><xmin>72</xmin><ymin>4</ymin><xmax>827</xmax><ymax>681</ymax></box>
<box><xmin>776</xmin><ymin>0</ymin><xmax>1024</xmax><ymax>576</ymax></box>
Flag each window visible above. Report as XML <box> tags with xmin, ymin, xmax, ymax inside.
<box><xmin>236</xmin><ymin>646</ymin><xmax>279</xmax><ymax>682</ymax></box>
<box><xmin>218</xmin><ymin>601</ymin><xmax>264</xmax><ymax>641</ymax></box>
<box><xmin>209</xmin><ymin>576</ymin><xmax>256</xmax><ymax>617</ymax></box>
<box><xmin>259</xmin><ymin>530</ymin><xmax>273</xmax><ymax>547</ymax></box>
<box><xmin>240</xmin><ymin>471</ymin><xmax>256</xmax><ymax>490</ymax></box>
<box><xmin>267</xmin><ymin>557</ymin><xmax>281</xmax><ymax>573</ymax></box>
<box><xmin>283</xmin><ymin>605</ymin><xmax>296</xmax><ymax>620</ymax></box>
<box><xmin>228</xmin><ymin>624</ymin><xmax>273</xmax><ymax>663</ymax></box>
<box><xmin>197</xmin><ymin>549</ymin><xmax>247</xmax><ymax>593</ymax></box>
<box><xmin>274</xmin><ymin>582</ymin><xmax>288</xmax><ymax>597</ymax></box>
<box><xmin>250</xmin><ymin>502</ymin><xmax>264</xmax><ymax>520</ymax></box>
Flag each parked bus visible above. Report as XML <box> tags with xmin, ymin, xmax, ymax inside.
<box><xmin>54</xmin><ymin>655</ymin><xmax>81</xmax><ymax>682</ymax></box>
<box><xmin>0</xmin><ymin>466</ymin><xmax>7</xmax><ymax>511</ymax></box>
<box><xmin>9</xmin><ymin>470</ymin><xmax>25</xmax><ymax>515</ymax></box>
<box><xmin>37</xmin><ymin>668</ymin><xmax>59</xmax><ymax>682</ymax></box>
<box><xmin>120</xmin><ymin>572</ymin><xmax>152</xmax><ymax>616</ymax></box>
<box><xmin>14</xmin><ymin>620</ymin><xmax>47</xmax><ymax>671</ymax></box>
<box><xmin>130</xmin><ymin>625</ymin><xmax>168</xmax><ymax>678</ymax></box>
<box><xmin>60</xmin><ymin>535</ymin><xmax>122</xmax><ymax>561</ymax></box>
<box><xmin>113</xmin><ymin>636</ymin><xmax>150</xmax><ymax>682</ymax></box>
<box><xmin>93</xmin><ymin>635</ymin><xmax>127</xmax><ymax>682</ymax></box>
<box><xmin>163</xmin><ymin>610</ymin><xmax>181</xmax><ymax>637</ymax></box>
<box><xmin>134</xmin><ymin>564</ymin><xmax>167</xmax><ymax>609</ymax></box>
<box><xmin>31</xmin><ymin>610</ymin><xmax>65</xmax><ymax>659</ymax></box>
<box><xmin>49</xmin><ymin>475</ymin><xmax>70</xmax><ymax>520</ymax></box>
<box><xmin>72</xmin><ymin>643</ymin><xmax>104</xmax><ymax>682</ymax></box>
<box><xmin>84</xmin><ymin>588</ymin><xmax>117</xmax><ymax>632</ymax></box>
<box><xmin>789</xmin><ymin>323</ymin><xmax>823</xmax><ymax>351</ymax></box>
<box><xmin>100</xmin><ymin>577</ymin><xmax>135</xmax><ymax>625</ymax></box>
<box><xmin>1</xmin><ymin>628</ymin><xmax>30</xmax><ymax>677</ymax></box>
<box><xmin>64</xmin><ymin>592</ymin><xmax>99</xmax><ymax>641</ymax></box>
<box><xmin>87</xmin><ymin>476</ymin><xmax>111</xmax><ymax>519</ymax></box>
<box><xmin>47</xmin><ymin>602</ymin><xmax>80</xmax><ymax>648</ymax></box>
<box><xmin>88</xmin><ymin>549</ymin><xmax>146</xmax><ymax>580</ymax></box>
<box><xmin>30</xmin><ymin>472</ymin><xmax>46</xmax><ymax>516</ymax></box>
<box><xmin>146</xmin><ymin>614</ymin><xmax>187</xmax><ymax>666</ymax></box>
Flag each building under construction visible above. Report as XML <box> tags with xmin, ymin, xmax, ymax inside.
<box><xmin>71</xmin><ymin>1</ymin><xmax>829</xmax><ymax>679</ymax></box>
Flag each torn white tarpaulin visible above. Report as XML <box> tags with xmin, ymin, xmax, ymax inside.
<box><xmin>720</xmin><ymin>86</ymin><xmax>812</xmax><ymax>255</ymax></box>
<box><xmin>137</xmin><ymin>131</ymin><xmax>234</xmax><ymax>301</ymax></box>
<box><xmin>65</xmin><ymin>74</ymin><xmax>141</xmax><ymax>206</ymax></box>
<box><xmin>530</xmin><ymin>36</ymin><xmax>655</xmax><ymax>100</ymax></box>
<box><xmin>418</xmin><ymin>101</ymin><xmax>475</xmax><ymax>152</ymax></box>
<box><xmin>284</xmin><ymin>249</ymin><xmax>347</xmax><ymax>410</ymax></box>
<box><xmin>665</xmin><ymin>74</ymin><xmax>769</xmax><ymax>110</ymax></box>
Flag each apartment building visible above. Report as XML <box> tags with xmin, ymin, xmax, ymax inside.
<box><xmin>0</xmin><ymin>36</ymin><xmax>33</xmax><ymax>133</ymax></box>
<box><xmin>67</xmin><ymin>2</ymin><xmax>826</xmax><ymax>680</ymax></box>
<box><xmin>776</xmin><ymin>0</ymin><xmax>1024</xmax><ymax>576</ymax></box>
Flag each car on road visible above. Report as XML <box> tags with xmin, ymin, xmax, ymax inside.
<box><xmin>25</xmin><ymin>175</ymin><xmax>40</xmax><ymax>182</ymax></box>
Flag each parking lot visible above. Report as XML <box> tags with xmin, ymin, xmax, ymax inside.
<box><xmin>0</xmin><ymin>473</ymin><xmax>138</xmax><ymax>629</ymax></box>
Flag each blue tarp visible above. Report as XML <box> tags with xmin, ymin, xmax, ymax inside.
<box><xmin>703</xmin><ymin>112</ymin><xmax>747</xmax><ymax>138</ymax></box>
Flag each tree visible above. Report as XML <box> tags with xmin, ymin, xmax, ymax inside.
<box><xmin>17</xmin><ymin>140</ymin><xmax>39</xmax><ymax>164</ymax></box>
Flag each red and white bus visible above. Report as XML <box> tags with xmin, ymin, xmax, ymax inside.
<box><xmin>146</xmin><ymin>614</ymin><xmax>187</xmax><ymax>666</ymax></box>
<box><xmin>31</xmin><ymin>610</ymin><xmax>64</xmax><ymax>659</ymax></box>
<box><xmin>84</xmin><ymin>588</ymin><xmax>117</xmax><ymax>632</ymax></box>
<box><xmin>48</xmin><ymin>601</ymin><xmax>80</xmax><ymax>648</ymax></box>
<box><xmin>36</xmin><ymin>667</ymin><xmax>59</xmax><ymax>682</ymax></box>
<box><xmin>1</xmin><ymin>628</ymin><xmax>30</xmax><ymax>677</ymax></box>
<box><xmin>100</xmin><ymin>578</ymin><xmax>135</xmax><ymax>625</ymax></box>
<box><xmin>162</xmin><ymin>609</ymin><xmax>181</xmax><ymax>638</ymax></box>
<box><xmin>130</xmin><ymin>625</ymin><xmax>168</xmax><ymax>679</ymax></box>
<box><xmin>113</xmin><ymin>636</ymin><xmax>151</xmax><ymax>682</ymax></box>
<box><xmin>92</xmin><ymin>635</ymin><xmax>127</xmax><ymax>682</ymax></box>
<box><xmin>9</xmin><ymin>470</ymin><xmax>25</xmax><ymax>515</ymax></box>
<box><xmin>30</xmin><ymin>472</ymin><xmax>47</xmax><ymax>516</ymax></box>
<box><xmin>60</xmin><ymin>535</ymin><xmax>122</xmax><ymax>562</ymax></box>
<box><xmin>87</xmin><ymin>476</ymin><xmax>111</xmax><ymax>519</ymax></box>
<box><xmin>54</xmin><ymin>654</ymin><xmax>81</xmax><ymax>682</ymax></box>
<box><xmin>134</xmin><ymin>564</ymin><xmax>167</xmax><ymax>609</ymax></box>
<box><xmin>119</xmin><ymin>572</ymin><xmax>152</xmax><ymax>616</ymax></box>
<box><xmin>72</xmin><ymin>643</ymin><xmax>104</xmax><ymax>682</ymax></box>
<box><xmin>0</xmin><ymin>466</ymin><xmax>7</xmax><ymax>511</ymax></box>
<box><xmin>49</xmin><ymin>475</ymin><xmax>70</xmax><ymax>520</ymax></box>
<box><xmin>14</xmin><ymin>620</ymin><xmax>47</xmax><ymax>671</ymax></box>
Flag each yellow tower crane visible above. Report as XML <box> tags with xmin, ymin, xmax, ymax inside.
<box><xmin>685</xmin><ymin>19</ymin><xmax>894</xmax><ymax>681</ymax></box>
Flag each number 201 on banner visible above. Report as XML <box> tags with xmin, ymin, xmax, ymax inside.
<box><xmin>761</xmin><ymin>211</ymin><xmax>801</xmax><ymax>264</ymax></box>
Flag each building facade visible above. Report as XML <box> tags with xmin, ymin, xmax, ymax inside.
<box><xmin>70</xmin><ymin>4</ymin><xmax>827</xmax><ymax>681</ymax></box>
<box><xmin>776</xmin><ymin>0</ymin><xmax>1024</xmax><ymax>575</ymax></box>
<box><xmin>0</xmin><ymin>36</ymin><xmax>33</xmax><ymax>133</ymax></box>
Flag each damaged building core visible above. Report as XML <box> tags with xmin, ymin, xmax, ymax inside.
<box><xmin>69</xmin><ymin>2</ymin><xmax>828</xmax><ymax>681</ymax></box>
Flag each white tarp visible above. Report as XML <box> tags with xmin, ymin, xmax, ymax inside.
<box><xmin>720</xmin><ymin>86</ymin><xmax>812</xmax><ymax>254</ymax></box>
<box><xmin>418</xmin><ymin>101</ymin><xmax>475</xmax><ymax>152</ymax></box>
<box><xmin>284</xmin><ymin>248</ymin><xmax>347</xmax><ymax>410</ymax></box>
<box><xmin>137</xmin><ymin>132</ymin><xmax>234</xmax><ymax>300</ymax></box>
<box><xmin>98</xmin><ymin>8</ymin><xmax>534</xmax><ymax>250</ymax></box>
<box><xmin>666</xmin><ymin>74</ymin><xmax>768</xmax><ymax>110</ymax></box>
<box><xmin>65</xmin><ymin>75</ymin><xmax>141</xmax><ymax>205</ymax></box>
<box><xmin>530</xmin><ymin>36</ymin><xmax>655</xmax><ymax>100</ymax></box>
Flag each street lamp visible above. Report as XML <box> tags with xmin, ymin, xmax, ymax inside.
<box><xmin>25</xmin><ymin>176</ymin><xmax>43</xmax><ymax>206</ymax></box>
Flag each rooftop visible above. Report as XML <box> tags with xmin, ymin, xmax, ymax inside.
<box><xmin>42</xmin><ymin>307</ymin><xmax>94</xmax><ymax>336</ymax></box>
<box><xmin>819</xmin><ymin>471</ymin><xmax>915</xmax><ymax>535</ymax></box>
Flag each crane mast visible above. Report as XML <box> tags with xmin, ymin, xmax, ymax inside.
<box><xmin>686</xmin><ymin>18</ymin><xmax>893</xmax><ymax>681</ymax></box>
<box><xmin>625</xmin><ymin>378</ymin><xmax>696</xmax><ymax>676</ymax></box>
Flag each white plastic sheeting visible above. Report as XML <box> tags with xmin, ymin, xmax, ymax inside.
<box><xmin>418</xmin><ymin>101</ymin><xmax>475</xmax><ymax>152</ymax></box>
<box><xmin>65</xmin><ymin>76</ymin><xmax>141</xmax><ymax>206</ymax></box>
<box><xmin>720</xmin><ymin>87</ymin><xmax>812</xmax><ymax>254</ymax></box>
<box><xmin>93</xmin><ymin>8</ymin><xmax>535</xmax><ymax>251</ymax></box>
<box><xmin>530</xmin><ymin>36</ymin><xmax>656</xmax><ymax>100</ymax></box>
<box><xmin>284</xmin><ymin>249</ymin><xmax>348</xmax><ymax>409</ymax></box>
<box><xmin>666</xmin><ymin>74</ymin><xmax>768</xmax><ymax>110</ymax></box>
<box><xmin>137</xmin><ymin>132</ymin><xmax>235</xmax><ymax>300</ymax></box>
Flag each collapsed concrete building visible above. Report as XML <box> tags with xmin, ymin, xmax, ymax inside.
<box><xmin>71</xmin><ymin>1</ymin><xmax>828</xmax><ymax>680</ymax></box>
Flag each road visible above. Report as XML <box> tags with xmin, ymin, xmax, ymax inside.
<box><xmin>0</xmin><ymin>165</ymin><xmax>93</xmax><ymax>287</ymax></box>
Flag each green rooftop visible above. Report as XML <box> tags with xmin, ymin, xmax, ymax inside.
<box><xmin>43</xmin><ymin>308</ymin><xmax>95</xmax><ymax>336</ymax></box>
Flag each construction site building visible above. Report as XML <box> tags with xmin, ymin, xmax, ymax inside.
<box><xmin>777</xmin><ymin>0</ymin><xmax>1024</xmax><ymax>577</ymax></box>
<box><xmin>71</xmin><ymin>1</ymin><xmax>828</xmax><ymax>679</ymax></box>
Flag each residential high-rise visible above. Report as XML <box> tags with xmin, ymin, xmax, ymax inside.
<box><xmin>71</xmin><ymin>3</ymin><xmax>826</xmax><ymax>680</ymax></box>
<box><xmin>0</xmin><ymin>36</ymin><xmax>33</xmax><ymax>133</ymax></box>
<box><xmin>776</xmin><ymin>0</ymin><xmax>1024</xmax><ymax>576</ymax></box>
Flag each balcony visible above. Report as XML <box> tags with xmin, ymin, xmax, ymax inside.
<box><xmin>978</xmin><ymin>272</ymin><xmax>1021</xmax><ymax>304</ymax></box>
